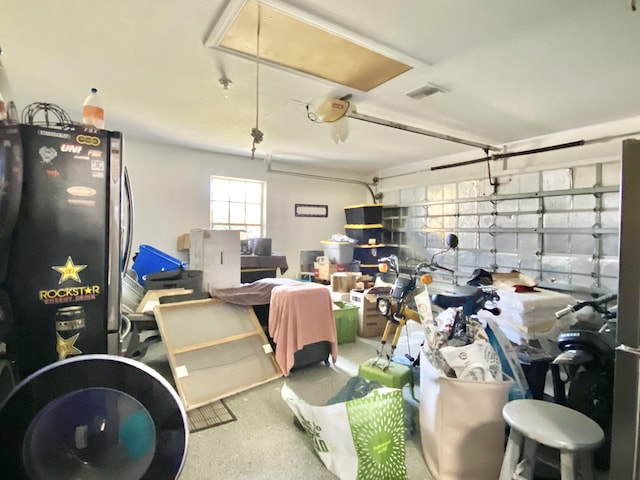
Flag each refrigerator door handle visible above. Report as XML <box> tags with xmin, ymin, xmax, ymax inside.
<box><xmin>122</xmin><ymin>167</ymin><xmax>134</xmax><ymax>274</ymax></box>
<box><xmin>616</xmin><ymin>344</ymin><xmax>640</xmax><ymax>356</ymax></box>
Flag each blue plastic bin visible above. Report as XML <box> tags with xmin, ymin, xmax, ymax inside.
<box><xmin>132</xmin><ymin>244</ymin><xmax>186</xmax><ymax>286</ymax></box>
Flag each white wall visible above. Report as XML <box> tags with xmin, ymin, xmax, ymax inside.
<box><xmin>123</xmin><ymin>139</ymin><xmax>369</xmax><ymax>278</ymax></box>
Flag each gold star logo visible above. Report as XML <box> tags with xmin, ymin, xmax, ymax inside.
<box><xmin>56</xmin><ymin>333</ymin><xmax>82</xmax><ymax>359</ymax></box>
<box><xmin>52</xmin><ymin>257</ymin><xmax>87</xmax><ymax>284</ymax></box>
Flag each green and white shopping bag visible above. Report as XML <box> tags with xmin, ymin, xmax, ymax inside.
<box><xmin>282</xmin><ymin>383</ymin><xmax>408</xmax><ymax>480</ymax></box>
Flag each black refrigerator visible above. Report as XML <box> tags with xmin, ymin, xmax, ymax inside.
<box><xmin>2</xmin><ymin>122</ymin><xmax>126</xmax><ymax>378</ymax></box>
<box><xmin>609</xmin><ymin>138</ymin><xmax>640</xmax><ymax>478</ymax></box>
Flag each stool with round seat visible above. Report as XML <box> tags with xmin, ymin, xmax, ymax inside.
<box><xmin>499</xmin><ymin>399</ymin><xmax>604</xmax><ymax>480</ymax></box>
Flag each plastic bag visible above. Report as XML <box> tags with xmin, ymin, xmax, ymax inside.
<box><xmin>485</xmin><ymin>317</ymin><xmax>532</xmax><ymax>400</ymax></box>
<box><xmin>439</xmin><ymin>340</ymin><xmax>502</xmax><ymax>381</ymax></box>
<box><xmin>282</xmin><ymin>383</ymin><xmax>408</xmax><ymax>480</ymax></box>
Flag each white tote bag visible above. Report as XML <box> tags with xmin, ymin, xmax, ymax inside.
<box><xmin>418</xmin><ymin>350</ymin><xmax>512</xmax><ymax>480</ymax></box>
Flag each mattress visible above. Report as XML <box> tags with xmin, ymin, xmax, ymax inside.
<box><xmin>209</xmin><ymin>278</ymin><xmax>299</xmax><ymax>305</ymax></box>
<box><xmin>478</xmin><ymin>288</ymin><xmax>577</xmax><ymax>345</ymax></box>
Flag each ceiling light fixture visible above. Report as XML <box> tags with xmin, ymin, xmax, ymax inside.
<box><xmin>218</xmin><ymin>77</ymin><xmax>233</xmax><ymax>97</ymax></box>
<box><xmin>316</xmin><ymin>96</ymin><xmax>353</xmax><ymax>144</ymax></box>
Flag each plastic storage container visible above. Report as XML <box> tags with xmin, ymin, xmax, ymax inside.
<box><xmin>249</xmin><ymin>238</ymin><xmax>272</xmax><ymax>256</ymax></box>
<box><xmin>321</xmin><ymin>240</ymin><xmax>355</xmax><ymax>264</ymax></box>
<box><xmin>143</xmin><ymin>267</ymin><xmax>203</xmax><ymax>291</ymax></box>
<box><xmin>332</xmin><ymin>301</ymin><xmax>359</xmax><ymax>344</ymax></box>
<box><xmin>344</xmin><ymin>224</ymin><xmax>384</xmax><ymax>245</ymax></box>
<box><xmin>82</xmin><ymin>87</ymin><xmax>104</xmax><ymax>129</ymax></box>
<box><xmin>131</xmin><ymin>244</ymin><xmax>186</xmax><ymax>286</ymax></box>
<box><xmin>300</xmin><ymin>250</ymin><xmax>324</xmax><ymax>273</ymax></box>
<box><xmin>358</xmin><ymin>264</ymin><xmax>381</xmax><ymax>278</ymax></box>
<box><xmin>344</xmin><ymin>204</ymin><xmax>383</xmax><ymax>224</ymax></box>
<box><xmin>353</xmin><ymin>244</ymin><xmax>392</xmax><ymax>264</ymax></box>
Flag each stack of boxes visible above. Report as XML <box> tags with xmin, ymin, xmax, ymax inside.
<box><xmin>343</xmin><ymin>204</ymin><xmax>396</xmax><ymax>337</ymax></box>
<box><xmin>312</xmin><ymin>204</ymin><xmax>396</xmax><ymax>338</ymax></box>
<box><xmin>344</xmin><ymin>204</ymin><xmax>391</xmax><ymax>278</ymax></box>
<box><xmin>349</xmin><ymin>288</ymin><xmax>396</xmax><ymax>338</ymax></box>
<box><xmin>313</xmin><ymin>244</ymin><xmax>358</xmax><ymax>282</ymax></box>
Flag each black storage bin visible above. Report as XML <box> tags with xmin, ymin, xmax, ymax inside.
<box><xmin>249</xmin><ymin>238</ymin><xmax>272</xmax><ymax>256</ymax></box>
<box><xmin>353</xmin><ymin>244</ymin><xmax>392</xmax><ymax>264</ymax></box>
<box><xmin>158</xmin><ymin>291</ymin><xmax>211</xmax><ymax>304</ymax></box>
<box><xmin>292</xmin><ymin>341</ymin><xmax>331</xmax><ymax>370</ymax></box>
<box><xmin>344</xmin><ymin>224</ymin><xmax>384</xmax><ymax>245</ymax></box>
<box><xmin>241</xmin><ymin>269</ymin><xmax>277</xmax><ymax>283</ymax></box>
<box><xmin>344</xmin><ymin>204</ymin><xmax>383</xmax><ymax>224</ymax></box>
<box><xmin>143</xmin><ymin>267</ymin><xmax>203</xmax><ymax>291</ymax></box>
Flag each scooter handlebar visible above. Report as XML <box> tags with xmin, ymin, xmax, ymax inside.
<box><xmin>593</xmin><ymin>292</ymin><xmax>618</xmax><ymax>306</ymax></box>
<box><xmin>415</xmin><ymin>261</ymin><xmax>454</xmax><ymax>275</ymax></box>
<box><xmin>554</xmin><ymin>292</ymin><xmax>618</xmax><ymax>319</ymax></box>
<box><xmin>555</xmin><ymin>306</ymin><xmax>574</xmax><ymax>319</ymax></box>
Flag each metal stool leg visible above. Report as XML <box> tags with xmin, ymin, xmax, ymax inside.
<box><xmin>560</xmin><ymin>450</ymin><xmax>577</xmax><ymax>480</ymax></box>
<box><xmin>520</xmin><ymin>437</ymin><xmax>538</xmax><ymax>479</ymax></box>
<box><xmin>500</xmin><ymin>429</ymin><xmax>523</xmax><ymax>480</ymax></box>
<box><xmin>569</xmin><ymin>450</ymin><xmax>595</xmax><ymax>480</ymax></box>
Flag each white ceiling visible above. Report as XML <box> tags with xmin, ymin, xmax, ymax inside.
<box><xmin>1</xmin><ymin>0</ymin><xmax>640</xmax><ymax>173</ymax></box>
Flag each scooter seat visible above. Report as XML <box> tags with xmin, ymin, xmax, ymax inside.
<box><xmin>557</xmin><ymin>330</ymin><xmax>617</xmax><ymax>357</ymax></box>
<box><xmin>431</xmin><ymin>285</ymin><xmax>485</xmax><ymax>316</ymax></box>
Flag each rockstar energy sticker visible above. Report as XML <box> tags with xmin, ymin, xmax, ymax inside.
<box><xmin>56</xmin><ymin>332</ymin><xmax>82</xmax><ymax>359</ymax></box>
<box><xmin>39</xmin><ymin>256</ymin><xmax>101</xmax><ymax>305</ymax></box>
<box><xmin>52</xmin><ymin>256</ymin><xmax>87</xmax><ymax>283</ymax></box>
<box><xmin>55</xmin><ymin>305</ymin><xmax>85</xmax><ymax>359</ymax></box>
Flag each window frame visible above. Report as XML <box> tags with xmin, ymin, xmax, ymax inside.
<box><xmin>209</xmin><ymin>175</ymin><xmax>266</xmax><ymax>238</ymax></box>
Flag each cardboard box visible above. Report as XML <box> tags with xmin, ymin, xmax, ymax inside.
<box><xmin>349</xmin><ymin>289</ymin><xmax>379</xmax><ymax>311</ymax></box>
<box><xmin>359</xmin><ymin>309</ymin><xmax>387</xmax><ymax>337</ymax></box>
<box><xmin>177</xmin><ymin>233</ymin><xmax>190</xmax><ymax>252</ymax></box>
<box><xmin>189</xmin><ymin>229</ymin><xmax>240</xmax><ymax>289</ymax></box>
<box><xmin>314</xmin><ymin>261</ymin><xmax>351</xmax><ymax>281</ymax></box>
<box><xmin>331</xmin><ymin>272</ymin><xmax>358</xmax><ymax>293</ymax></box>
<box><xmin>350</xmin><ymin>288</ymin><xmax>398</xmax><ymax>337</ymax></box>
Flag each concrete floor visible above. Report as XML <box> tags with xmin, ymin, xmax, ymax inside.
<box><xmin>142</xmin><ymin>336</ymin><xmax>434</xmax><ymax>480</ymax></box>
<box><xmin>141</xmin><ymin>333</ymin><xmax>610</xmax><ymax>480</ymax></box>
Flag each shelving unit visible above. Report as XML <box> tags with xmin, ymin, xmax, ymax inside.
<box><xmin>381</xmin><ymin>205</ymin><xmax>408</xmax><ymax>246</ymax></box>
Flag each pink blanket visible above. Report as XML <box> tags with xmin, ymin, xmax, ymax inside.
<box><xmin>268</xmin><ymin>282</ymin><xmax>338</xmax><ymax>375</ymax></box>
